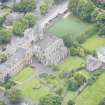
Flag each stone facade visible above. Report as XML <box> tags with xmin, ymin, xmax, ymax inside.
<box><xmin>33</xmin><ymin>35</ymin><xmax>68</xmax><ymax>65</ymax></box>
<box><xmin>86</xmin><ymin>55</ymin><xmax>102</xmax><ymax>72</ymax></box>
<box><xmin>0</xmin><ymin>47</ymin><xmax>32</xmax><ymax>82</ymax></box>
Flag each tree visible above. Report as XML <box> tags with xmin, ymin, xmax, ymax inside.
<box><xmin>68</xmin><ymin>0</ymin><xmax>79</xmax><ymax>15</ymax></box>
<box><xmin>13</xmin><ymin>0</ymin><xmax>36</xmax><ymax>13</ymax></box>
<box><xmin>0</xmin><ymin>28</ymin><xmax>12</xmax><ymax>44</ymax></box>
<box><xmin>0</xmin><ymin>101</ymin><xmax>6</xmax><ymax>105</ymax></box>
<box><xmin>62</xmin><ymin>34</ymin><xmax>78</xmax><ymax>48</ymax></box>
<box><xmin>68</xmin><ymin>78</ymin><xmax>79</xmax><ymax>91</ymax></box>
<box><xmin>0</xmin><ymin>52</ymin><xmax>7</xmax><ymax>63</ymax></box>
<box><xmin>54</xmin><ymin>0</ymin><xmax>66</xmax><ymax>4</ymax></box>
<box><xmin>98</xmin><ymin>97</ymin><xmax>105</xmax><ymax>105</ymax></box>
<box><xmin>40</xmin><ymin>2</ymin><xmax>48</xmax><ymax>14</ymax></box>
<box><xmin>39</xmin><ymin>94</ymin><xmax>62</xmax><ymax>105</ymax></box>
<box><xmin>96</xmin><ymin>12</ymin><xmax>105</xmax><ymax>26</ymax></box>
<box><xmin>0</xmin><ymin>16</ymin><xmax>5</xmax><ymax>27</ymax></box>
<box><xmin>74</xmin><ymin>73</ymin><xmax>86</xmax><ymax>86</ymax></box>
<box><xmin>96</xmin><ymin>12</ymin><xmax>105</xmax><ymax>35</ymax></box>
<box><xmin>68</xmin><ymin>100</ymin><xmax>75</xmax><ymax>105</ymax></box>
<box><xmin>13</xmin><ymin>18</ymin><xmax>28</xmax><ymax>36</ymax></box>
<box><xmin>6</xmin><ymin>88</ymin><xmax>22</xmax><ymax>104</ymax></box>
<box><xmin>70</xmin><ymin>47</ymin><xmax>78</xmax><ymax>56</ymax></box>
<box><xmin>76</xmin><ymin>0</ymin><xmax>95</xmax><ymax>21</ymax></box>
<box><xmin>24</xmin><ymin>13</ymin><xmax>37</xmax><ymax>27</ymax></box>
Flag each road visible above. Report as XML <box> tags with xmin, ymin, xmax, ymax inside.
<box><xmin>36</xmin><ymin>1</ymin><xmax>68</xmax><ymax>29</ymax></box>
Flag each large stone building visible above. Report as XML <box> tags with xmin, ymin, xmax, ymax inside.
<box><xmin>33</xmin><ymin>35</ymin><xmax>68</xmax><ymax>65</ymax></box>
<box><xmin>0</xmin><ymin>47</ymin><xmax>32</xmax><ymax>82</ymax></box>
<box><xmin>0</xmin><ymin>27</ymin><xmax>68</xmax><ymax>82</ymax></box>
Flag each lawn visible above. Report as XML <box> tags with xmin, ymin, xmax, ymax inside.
<box><xmin>13</xmin><ymin>67</ymin><xmax>34</xmax><ymax>82</ymax></box>
<box><xmin>18</xmin><ymin>79</ymin><xmax>49</xmax><ymax>100</ymax></box>
<box><xmin>48</xmin><ymin>16</ymin><xmax>94</xmax><ymax>38</ymax></box>
<box><xmin>76</xmin><ymin>70</ymin><xmax>105</xmax><ymax>105</ymax></box>
<box><xmin>13</xmin><ymin>67</ymin><xmax>49</xmax><ymax>100</ymax></box>
<box><xmin>82</xmin><ymin>35</ymin><xmax>105</xmax><ymax>51</ymax></box>
<box><xmin>56</xmin><ymin>56</ymin><xmax>84</xmax><ymax>72</ymax></box>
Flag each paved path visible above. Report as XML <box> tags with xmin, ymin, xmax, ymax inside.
<box><xmin>37</xmin><ymin>1</ymin><xmax>68</xmax><ymax>29</ymax></box>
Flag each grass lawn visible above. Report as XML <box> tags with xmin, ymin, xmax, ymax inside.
<box><xmin>48</xmin><ymin>16</ymin><xmax>94</xmax><ymax>38</ymax></box>
<box><xmin>19</xmin><ymin>79</ymin><xmax>49</xmax><ymax>100</ymax></box>
<box><xmin>82</xmin><ymin>35</ymin><xmax>105</xmax><ymax>51</ymax></box>
<box><xmin>56</xmin><ymin>56</ymin><xmax>84</xmax><ymax>72</ymax></box>
<box><xmin>13</xmin><ymin>67</ymin><xmax>34</xmax><ymax>82</ymax></box>
<box><xmin>76</xmin><ymin>70</ymin><xmax>105</xmax><ymax>105</ymax></box>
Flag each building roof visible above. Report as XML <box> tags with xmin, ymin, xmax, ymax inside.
<box><xmin>36</xmin><ymin>35</ymin><xmax>59</xmax><ymax>50</ymax></box>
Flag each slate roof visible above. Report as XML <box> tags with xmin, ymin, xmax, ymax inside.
<box><xmin>36</xmin><ymin>35</ymin><xmax>59</xmax><ymax>50</ymax></box>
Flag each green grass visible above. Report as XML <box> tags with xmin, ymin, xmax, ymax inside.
<box><xmin>56</xmin><ymin>56</ymin><xmax>84</xmax><ymax>72</ymax></box>
<box><xmin>48</xmin><ymin>16</ymin><xmax>94</xmax><ymax>38</ymax></box>
<box><xmin>13</xmin><ymin>67</ymin><xmax>34</xmax><ymax>82</ymax></box>
<box><xmin>82</xmin><ymin>35</ymin><xmax>105</xmax><ymax>51</ymax></box>
<box><xmin>19</xmin><ymin>79</ymin><xmax>49</xmax><ymax>100</ymax></box>
<box><xmin>76</xmin><ymin>71</ymin><xmax>105</xmax><ymax>105</ymax></box>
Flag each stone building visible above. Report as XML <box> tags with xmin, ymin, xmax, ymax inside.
<box><xmin>86</xmin><ymin>55</ymin><xmax>102</xmax><ymax>72</ymax></box>
<box><xmin>33</xmin><ymin>35</ymin><xmax>68</xmax><ymax>65</ymax></box>
<box><xmin>0</xmin><ymin>47</ymin><xmax>32</xmax><ymax>82</ymax></box>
